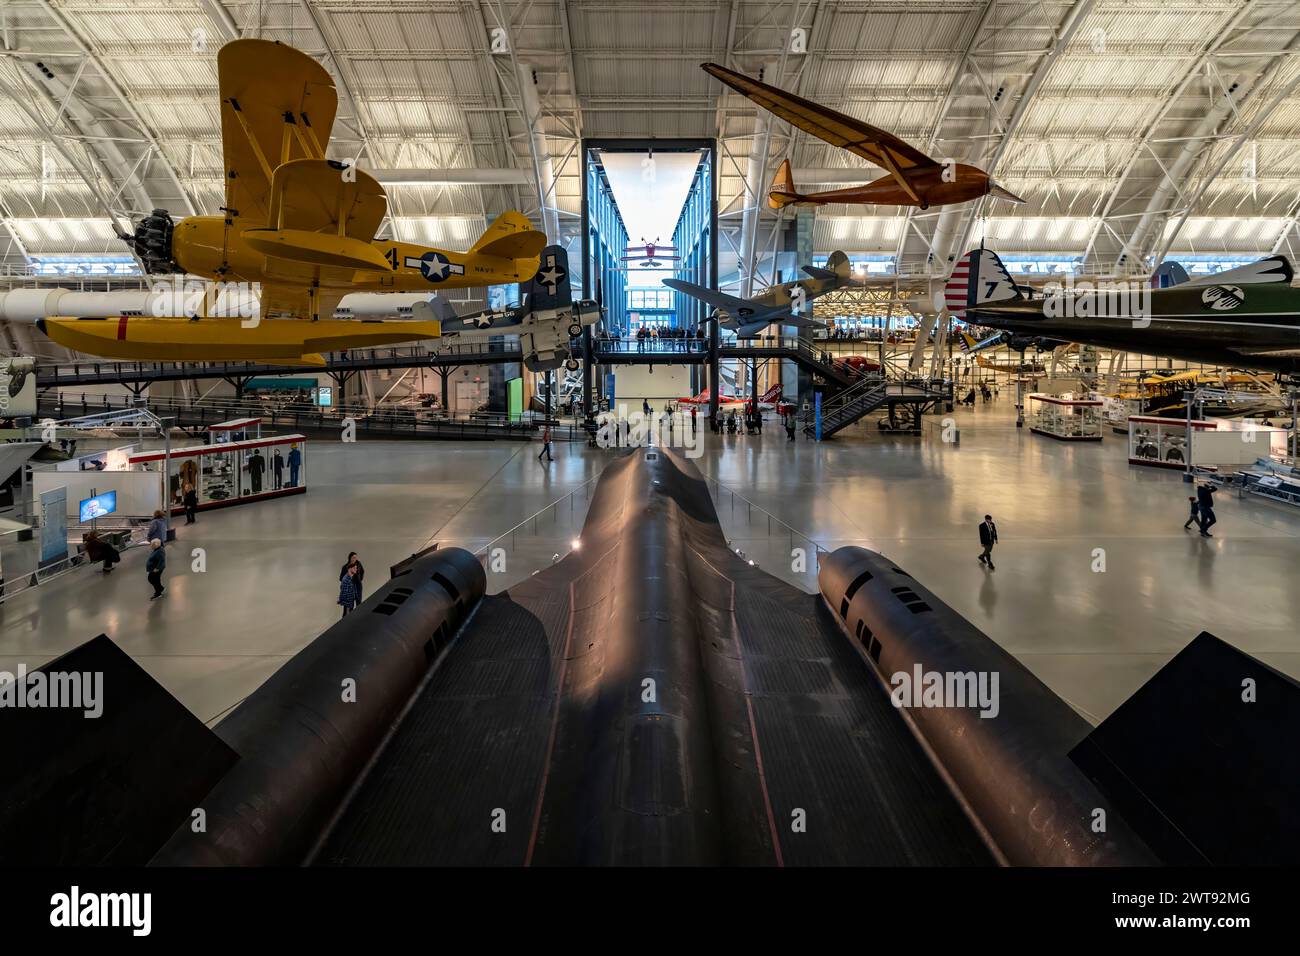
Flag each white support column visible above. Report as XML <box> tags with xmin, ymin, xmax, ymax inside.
<box><xmin>738</xmin><ymin>73</ymin><xmax>774</xmax><ymax>298</ymax></box>
<box><xmin>516</xmin><ymin>60</ymin><xmax>561</xmax><ymax>242</ymax></box>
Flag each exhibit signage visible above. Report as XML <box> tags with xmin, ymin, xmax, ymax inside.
<box><xmin>38</xmin><ymin>486</ymin><xmax>68</xmax><ymax>567</ymax></box>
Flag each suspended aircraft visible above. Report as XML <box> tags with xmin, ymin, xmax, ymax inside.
<box><xmin>663</xmin><ymin>250</ymin><xmax>855</xmax><ymax>337</ymax></box>
<box><xmin>423</xmin><ymin>246</ymin><xmax>601</xmax><ymax>372</ymax></box>
<box><xmin>945</xmin><ymin>249</ymin><xmax>1300</xmax><ymax>376</ymax></box>
<box><xmin>38</xmin><ymin>38</ymin><xmax>546</xmax><ymax>364</ymax></box>
<box><xmin>621</xmin><ymin>239</ymin><xmax>679</xmax><ymax>269</ymax></box>
<box><xmin>701</xmin><ymin>63</ymin><xmax>1025</xmax><ymax>211</ymax></box>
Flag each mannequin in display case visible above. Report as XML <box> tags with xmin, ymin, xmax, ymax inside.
<box><xmin>247</xmin><ymin>449</ymin><xmax>266</xmax><ymax>494</ymax></box>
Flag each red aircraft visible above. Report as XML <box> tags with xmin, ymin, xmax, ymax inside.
<box><xmin>622</xmin><ymin>238</ymin><xmax>680</xmax><ymax>269</ymax></box>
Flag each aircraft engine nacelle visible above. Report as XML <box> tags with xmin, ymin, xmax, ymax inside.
<box><xmin>572</xmin><ymin>300</ymin><xmax>602</xmax><ymax>326</ymax></box>
<box><xmin>170</xmin><ymin>215</ymin><xmax>267</xmax><ymax>282</ymax></box>
<box><xmin>121</xmin><ymin>209</ymin><xmax>180</xmax><ymax>274</ymax></box>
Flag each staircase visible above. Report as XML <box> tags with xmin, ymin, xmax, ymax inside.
<box><xmin>784</xmin><ymin>339</ymin><xmax>861</xmax><ymax>389</ymax></box>
<box><xmin>803</xmin><ymin>377</ymin><xmax>891</xmax><ymax>438</ymax></box>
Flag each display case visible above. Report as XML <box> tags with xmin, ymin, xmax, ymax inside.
<box><xmin>129</xmin><ymin>434</ymin><xmax>306</xmax><ymax>515</ymax></box>
<box><xmin>208</xmin><ymin>417</ymin><xmax>262</xmax><ymax>444</ymax></box>
<box><xmin>1027</xmin><ymin>394</ymin><xmax>1103</xmax><ymax>441</ymax></box>
<box><xmin>1127</xmin><ymin>415</ymin><xmax>1215</xmax><ymax>469</ymax></box>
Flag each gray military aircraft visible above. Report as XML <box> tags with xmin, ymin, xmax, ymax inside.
<box><xmin>417</xmin><ymin>245</ymin><xmax>600</xmax><ymax>372</ymax></box>
<box><xmin>662</xmin><ymin>250</ymin><xmax>856</xmax><ymax>337</ymax></box>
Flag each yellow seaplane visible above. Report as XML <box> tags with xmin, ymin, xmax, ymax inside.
<box><xmin>39</xmin><ymin>39</ymin><xmax>546</xmax><ymax>365</ymax></box>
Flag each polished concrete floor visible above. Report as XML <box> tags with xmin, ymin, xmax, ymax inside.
<box><xmin>5</xmin><ymin>395</ymin><xmax>1298</xmax><ymax>726</ymax></box>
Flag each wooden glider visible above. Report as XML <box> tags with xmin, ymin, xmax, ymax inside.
<box><xmin>702</xmin><ymin>62</ymin><xmax>1026</xmax><ymax>210</ymax></box>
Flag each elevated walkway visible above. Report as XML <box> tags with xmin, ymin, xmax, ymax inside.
<box><xmin>37</xmin><ymin>394</ymin><xmax>567</xmax><ymax>443</ymax></box>
<box><xmin>39</xmin><ymin>337</ymin><xmax>864</xmax><ymax>392</ymax></box>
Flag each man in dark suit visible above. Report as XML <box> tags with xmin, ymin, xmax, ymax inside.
<box><xmin>978</xmin><ymin>515</ymin><xmax>998</xmax><ymax>570</ymax></box>
<box><xmin>1196</xmin><ymin>483</ymin><xmax>1217</xmax><ymax>537</ymax></box>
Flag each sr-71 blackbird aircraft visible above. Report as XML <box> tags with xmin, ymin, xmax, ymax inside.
<box><xmin>38</xmin><ymin>39</ymin><xmax>546</xmax><ymax>365</ymax></box>
<box><xmin>421</xmin><ymin>246</ymin><xmax>601</xmax><ymax>372</ymax></box>
<box><xmin>945</xmin><ymin>248</ymin><xmax>1300</xmax><ymax>375</ymax></box>
<box><xmin>701</xmin><ymin>62</ymin><xmax>1025</xmax><ymax>211</ymax></box>
<box><xmin>663</xmin><ymin>250</ymin><xmax>854</xmax><ymax>337</ymax></box>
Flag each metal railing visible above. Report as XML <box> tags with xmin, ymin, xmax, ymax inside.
<box><xmin>0</xmin><ymin>525</ymin><xmax>150</xmax><ymax>603</ymax></box>
<box><xmin>38</xmin><ymin>393</ymin><xmax>587</xmax><ymax>443</ymax></box>
<box><xmin>36</xmin><ymin>340</ymin><xmax>528</xmax><ymax>385</ymax></box>
<box><xmin>470</xmin><ymin>468</ymin><xmax>605</xmax><ymax>565</ymax></box>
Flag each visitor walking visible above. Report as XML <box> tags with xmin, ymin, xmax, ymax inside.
<box><xmin>338</xmin><ymin>563</ymin><xmax>360</xmax><ymax>617</ymax></box>
<box><xmin>146</xmin><ymin>539</ymin><xmax>166</xmax><ymax>599</ymax></box>
<box><xmin>978</xmin><ymin>514</ymin><xmax>998</xmax><ymax>570</ymax></box>
<box><xmin>147</xmin><ymin>509</ymin><xmax>168</xmax><ymax>546</ymax></box>
<box><xmin>340</xmin><ymin>552</ymin><xmax>366</xmax><ymax>601</ymax></box>
<box><xmin>1197</xmin><ymin>483</ymin><xmax>1218</xmax><ymax>537</ymax></box>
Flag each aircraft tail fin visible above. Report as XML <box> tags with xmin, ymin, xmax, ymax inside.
<box><xmin>1152</xmin><ymin>261</ymin><xmax>1190</xmax><ymax>289</ymax></box>
<box><xmin>759</xmin><ymin>384</ymin><xmax>782</xmax><ymax>404</ymax></box>
<box><xmin>768</xmin><ymin>159</ymin><xmax>801</xmax><ymax>209</ymax></box>
<box><xmin>940</xmin><ymin>249</ymin><xmax>1022</xmax><ymax>321</ymax></box>
<box><xmin>522</xmin><ymin>246</ymin><xmax>572</xmax><ymax>312</ymax></box>
<box><xmin>470</xmin><ymin>211</ymin><xmax>549</xmax><ymax>260</ymax></box>
<box><xmin>410</xmin><ymin>296</ymin><xmax>461</xmax><ymax>325</ymax></box>
<box><xmin>1183</xmin><ymin>255</ymin><xmax>1293</xmax><ymax>287</ymax></box>
<box><xmin>801</xmin><ymin>251</ymin><xmax>851</xmax><ymax>282</ymax></box>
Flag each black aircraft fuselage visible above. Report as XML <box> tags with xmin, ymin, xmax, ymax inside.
<box><xmin>970</xmin><ymin>281</ymin><xmax>1300</xmax><ymax>375</ymax></box>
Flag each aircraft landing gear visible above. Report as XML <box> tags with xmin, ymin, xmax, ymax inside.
<box><xmin>567</xmin><ymin>323</ymin><xmax>582</xmax><ymax>338</ymax></box>
<box><xmin>564</xmin><ymin>356</ymin><xmax>580</xmax><ymax>372</ymax></box>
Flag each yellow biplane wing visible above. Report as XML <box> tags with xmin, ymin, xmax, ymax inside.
<box><xmin>702</xmin><ymin>61</ymin><xmax>937</xmax><ymax>204</ymax></box>
<box><xmin>469</xmin><ymin>210</ymin><xmax>549</xmax><ymax>260</ymax></box>
<box><xmin>219</xmin><ymin>39</ymin><xmax>339</xmax><ymax>224</ymax></box>
<box><xmin>243</xmin><ymin>158</ymin><xmax>391</xmax><ymax>272</ymax></box>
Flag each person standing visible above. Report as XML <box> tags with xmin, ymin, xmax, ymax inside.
<box><xmin>272</xmin><ymin>449</ymin><xmax>285</xmax><ymax>489</ymax></box>
<box><xmin>147</xmin><ymin>509</ymin><xmax>168</xmax><ymax>546</ymax></box>
<box><xmin>537</xmin><ymin>424</ymin><xmax>554</xmax><ymax>462</ymax></box>
<box><xmin>338</xmin><ymin>563</ymin><xmax>361</xmax><ymax>617</ymax></box>
<box><xmin>1197</xmin><ymin>483</ymin><xmax>1218</xmax><ymax>537</ymax></box>
<box><xmin>978</xmin><ymin>514</ymin><xmax>998</xmax><ymax>569</ymax></box>
<box><xmin>1182</xmin><ymin>495</ymin><xmax>1200</xmax><ymax>531</ymax></box>
<box><xmin>690</xmin><ymin>405</ymin><xmax>697</xmax><ymax>435</ymax></box>
<box><xmin>182</xmin><ymin>482</ymin><xmax>199</xmax><ymax>525</ymax></box>
<box><xmin>785</xmin><ymin>412</ymin><xmax>796</xmax><ymax>441</ymax></box>
<box><xmin>146</xmin><ymin>539</ymin><xmax>166</xmax><ymax>599</ymax></box>
<box><xmin>340</xmin><ymin>552</ymin><xmax>365</xmax><ymax>601</ymax></box>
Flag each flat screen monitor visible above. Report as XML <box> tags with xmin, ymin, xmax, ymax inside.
<box><xmin>78</xmin><ymin>490</ymin><xmax>117</xmax><ymax>523</ymax></box>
